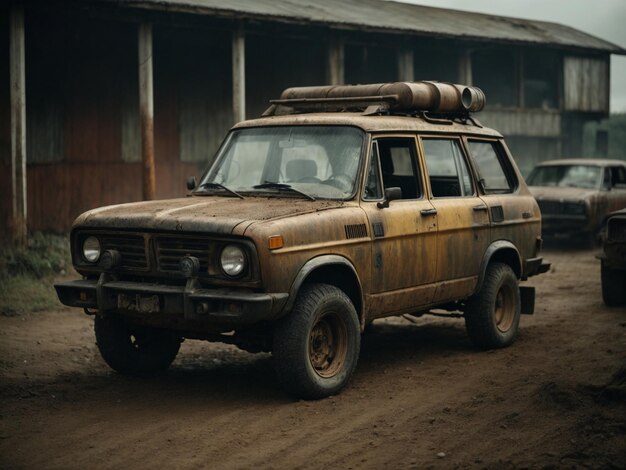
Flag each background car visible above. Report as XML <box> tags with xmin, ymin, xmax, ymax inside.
<box><xmin>527</xmin><ymin>159</ymin><xmax>626</xmax><ymax>245</ymax></box>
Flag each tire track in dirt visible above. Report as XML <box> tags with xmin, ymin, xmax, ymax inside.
<box><xmin>1</xmin><ymin>248</ymin><xmax>624</xmax><ymax>469</ymax></box>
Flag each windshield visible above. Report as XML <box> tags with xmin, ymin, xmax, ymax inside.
<box><xmin>198</xmin><ymin>126</ymin><xmax>364</xmax><ymax>199</ymax></box>
<box><xmin>527</xmin><ymin>164</ymin><xmax>602</xmax><ymax>189</ymax></box>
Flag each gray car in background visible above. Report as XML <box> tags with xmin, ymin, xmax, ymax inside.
<box><xmin>527</xmin><ymin>159</ymin><xmax>626</xmax><ymax>244</ymax></box>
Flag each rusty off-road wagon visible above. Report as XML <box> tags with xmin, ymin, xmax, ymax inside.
<box><xmin>56</xmin><ymin>81</ymin><xmax>550</xmax><ymax>398</ymax></box>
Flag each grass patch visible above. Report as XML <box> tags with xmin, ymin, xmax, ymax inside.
<box><xmin>0</xmin><ymin>233</ymin><xmax>71</xmax><ymax>316</ymax></box>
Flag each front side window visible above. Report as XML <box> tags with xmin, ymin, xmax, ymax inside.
<box><xmin>608</xmin><ymin>166</ymin><xmax>626</xmax><ymax>188</ymax></box>
<box><xmin>527</xmin><ymin>165</ymin><xmax>602</xmax><ymax>190</ymax></box>
<box><xmin>199</xmin><ymin>126</ymin><xmax>364</xmax><ymax>199</ymax></box>
<box><xmin>422</xmin><ymin>138</ymin><xmax>474</xmax><ymax>197</ymax></box>
<box><xmin>468</xmin><ymin>140</ymin><xmax>515</xmax><ymax>194</ymax></box>
<box><xmin>365</xmin><ymin>138</ymin><xmax>421</xmax><ymax>200</ymax></box>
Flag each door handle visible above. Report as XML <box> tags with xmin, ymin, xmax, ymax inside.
<box><xmin>473</xmin><ymin>205</ymin><xmax>488</xmax><ymax>212</ymax></box>
<box><xmin>420</xmin><ymin>208</ymin><xmax>437</xmax><ymax>216</ymax></box>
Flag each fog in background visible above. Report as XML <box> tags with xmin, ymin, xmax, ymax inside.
<box><xmin>397</xmin><ymin>0</ymin><xmax>626</xmax><ymax>113</ymax></box>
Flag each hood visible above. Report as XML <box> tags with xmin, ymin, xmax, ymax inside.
<box><xmin>528</xmin><ymin>186</ymin><xmax>598</xmax><ymax>202</ymax></box>
<box><xmin>73</xmin><ymin>196</ymin><xmax>345</xmax><ymax>234</ymax></box>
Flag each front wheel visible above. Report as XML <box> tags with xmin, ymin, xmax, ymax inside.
<box><xmin>94</xmin><ymin>314</ymin><xmax>181</xmax><ymax>375</ymax></box>
<box><xmin>464</xmin><ymin>262</ymin><xmax>521</xmax><ymax>350</ymax></box>
<box><xmin>273</xmin><ymin>283</ymin><xmax>361</xmax><ymax>399</ymax></box>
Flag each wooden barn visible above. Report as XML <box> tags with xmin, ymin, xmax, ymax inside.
<box><xmin>2</xmin><ymin>0</ymin><xmax>624</xmax><ymax>242</ymax></box>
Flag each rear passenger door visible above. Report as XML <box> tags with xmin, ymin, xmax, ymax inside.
<box><xmin>465</xmin><ymin>138</ymin><xmax>536</xmax><ymax>257</ymax></box>
<box><xmin>419</xmin><ymin>136</ymin><xmax>491</xmax><ymax>303</ymax></box>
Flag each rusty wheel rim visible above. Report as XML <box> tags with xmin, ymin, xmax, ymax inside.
<box><xmin>308</xmin><ymin>312</ymin><xmax>348</xmax><ymax>378</ymax></box>
<box><xmin>494</xmin><ymin>284</ymin><xmax>515</xmax><ymax>333</ymax></box>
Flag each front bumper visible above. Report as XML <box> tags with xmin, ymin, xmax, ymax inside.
<box><xmin>55</xmin><ymin>274</ymin><xmax>288</xmax><ymax>326</ymax></box>
<box><xmin>598</xmin><ymin>242</ymin><xmax>626</xmax><ymax>270</ymax></box>
<box><xmin>541</xmin><ymin>215</ymin><xmax>591</xmax><ymax>236</ymax></box>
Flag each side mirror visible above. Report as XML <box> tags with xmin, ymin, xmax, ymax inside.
<box><xmin>377</xmin><ymin>187</ymin><xmax>402</xmax><ymax>209</ymax></box>
<box><xmin>186</xmin><ymin>176</ymin><xmax>197</xmax><ymax>190</ymax></box>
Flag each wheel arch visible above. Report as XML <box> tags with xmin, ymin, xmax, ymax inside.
<box><xmin>475</xmin><ymin>241</ymin><xmax>522</xmax><ymax>294</ymax></box>
<box><xmin>284</xmin><ymin>255</ymin><xmax>364</xmax><ymax>329</ymax></box>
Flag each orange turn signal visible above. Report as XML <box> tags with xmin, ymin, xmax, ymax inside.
<box><xmin>268</xmin><ymin>235</ymin><xmax>284</xmax><ymax>250</ymax></box>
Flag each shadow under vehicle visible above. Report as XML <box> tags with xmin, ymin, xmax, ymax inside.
<box><xmin>527</xmin><ymin>159</ymin><xmax>626</xmax><ymax>245</ymax></box>
<box><xmin>55</xmin><ymin>81</ymin><xmax>550</xmax><ymax>399</ymax></box>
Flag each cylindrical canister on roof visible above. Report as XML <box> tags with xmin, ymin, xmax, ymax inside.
<box><xmin>278</xmin><ymin>81</ymin><xmax>485</xmax><ymax>113</ymax></box>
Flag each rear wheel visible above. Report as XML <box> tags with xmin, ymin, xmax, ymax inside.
<box><xmin>465</xmin><ymin>262</ymin><xmax>521</xmax><ymax>349</ymax></box>
<box><xmin>273</xmin><ymin>283</ymin><xmax>360</xmax><ymax>399</ymax></box>
<box><xmin>601</xmin><ymin>260</ymin><xmax>626</xmax><ymax>307</ymax></box>
<box><xmin>94</xmin><ymin>314</ymin><xmax>181</xmax><ymax>375</ymax></box>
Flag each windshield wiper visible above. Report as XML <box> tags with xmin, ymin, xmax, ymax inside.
<box><xmin>252</xmin><ymin>182</ymin><xmax>316</xmax><ymax>201</ymax></box>
<box><xmin>195</xmin><ymin>182</ymin><xmax>244</xmax><ymax>199</ymax></box>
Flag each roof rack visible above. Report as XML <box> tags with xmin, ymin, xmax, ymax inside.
<box><xmin>262</xmin><ymin>81</ymin><xmax>486</xmax><ymax>119</ymax></box>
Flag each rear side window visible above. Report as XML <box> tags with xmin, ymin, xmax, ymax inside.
<box><xmin>609</xmin><ymin>166</ymin><xmax>626</xmax><ymax>188</ymax></box>
<box><xmin>467</xmin><ymin>140</ymin><xmax>516</xmax><ymax>194</ymax></box>
<box><xmin>422</xmin><ymin>138</ymin><xmax>474</xmax><ymax>197</ymax></box>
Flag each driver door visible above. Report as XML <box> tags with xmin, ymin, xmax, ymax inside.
<box><xmin>361</xmin><ymin>136</ymin><xmax>438</xmax><ymax>318</ymax></box>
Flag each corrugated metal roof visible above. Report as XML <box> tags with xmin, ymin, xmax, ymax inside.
<box><xmin>110</xmin><ymin>0</ymin><xmax>624</xmax><ymax>54</ymax></box>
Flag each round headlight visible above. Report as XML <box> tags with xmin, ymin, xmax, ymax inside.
<box><xmin>82</xmin><ymin>236</ymin><xmax>101</xmax><ymax>263</ymax></box>
<box><xmin>220</xmin><ymin>244</ymin><xmax>246</xmax><ymax>277</ymax></box>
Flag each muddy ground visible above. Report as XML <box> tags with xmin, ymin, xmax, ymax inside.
<box><xmin>1</xmin><ymin>247</ymin><xmax>624</xmax><ymax>469</ymax></box>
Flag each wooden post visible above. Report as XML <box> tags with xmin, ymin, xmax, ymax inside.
<box><xmin>326</xmin><ymin>34</ymin><xmax>344</xmax><ymax>85</ymax></box>
<box><xmin>10</xmin><ymin>5</ymin><xmax>27</xmax><ymax>245</ymax></box>
<box><xmin>397</xmin><ymin>48</ymin><xmax>414</xmax><ymax>82</ymax></box>
<box><xmin>138</xmin><ymin>22</ymin><xmax>156</xmax><ymax>200</ymax></box>
<box><xmin>458</xmin><ymin>49</ymin><xmax>472</xmax><ymax>85</ymax></box>
<box><xmin>232</xmin><ymin>24</ymin><xmax>246</xmax><ymax>123</ymax></box>
<box><xmin>517</xmin><ymin>49</ymin><xmax>525</xmax><ymax>108</ymax></box>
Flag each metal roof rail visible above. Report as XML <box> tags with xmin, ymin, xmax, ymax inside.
<box><xmin>262</xmin><ymin>95</ymin><xmax>398</xmax><ymax>116</ymax></box>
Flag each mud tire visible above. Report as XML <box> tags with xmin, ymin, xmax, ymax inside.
<box><xmin>273</xmin><ymin>283</ymin><xmax>360</xmax><ymax>399</ymax></box>
<box><xmin>465</xmin><ymin>262</ymin><xmax>521</xmax><ymax>350</ymax></box>
<box><xmin>601</xmin><ymin>260</ymin><xmax>626</xmax><ymax>307</ymax></box>
<box><xmin>94</xmin><ymin>314</ymin><xmax>181</xmax><ymax>375</ymax></box>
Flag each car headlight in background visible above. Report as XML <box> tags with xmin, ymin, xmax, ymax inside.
<box><xmin>82</xmin><ymin>236</ymin><xmax>101</xmax><ymax>263</ymax></box>
<box><xmin>220</xmin><ymin>244</ymin><xmax>246</xmax><ymax>277</ymax></box>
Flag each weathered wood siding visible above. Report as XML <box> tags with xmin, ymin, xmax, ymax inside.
<box><xmin>0</xmin><ymin>11</ymin><xmax>205</xmax><ymax>234</ymax></box>
<box><xmin>481</xmin><ymin>110</ymin><xmax>561</xmax><ymax>137</ymax></box>
<box><xmin>246</xmin><ymin>31</ymin><xmax>326</xmax><ymax>119</ymax></box>
<box><xmin>504</xmin><ymin>136</ymin><xmax>561</xmax><ymax>178</ymax></box>
<box><xmin>157</xmin><ymin>26</ymin><xmax>233</xmax><ymax>163</ymax></box>
<box><xmin>563</xmin><ymin>56</ymin><xmax>609</xmax><ymax>112</ymax></box>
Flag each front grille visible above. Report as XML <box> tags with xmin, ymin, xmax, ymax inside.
<box><xmin>156</xmin><ymin>236</ymin><xmax>210</xmax><ymax>273</ymax></box>
<box><xmin>537</xmin><ymin>200</ymin><xmax>586</xmax><ymax>216</ymax></box>
<box><xmin>537</xmin><ymin>200</ymin><xmax>561</xmax><ymax>214</ymax></box>
<box><xmin>608</xmin><ymin>218</ymin><xmax>626</xmax><ymax>242</ymax></box>
<box><xmin>100</xmin><ymin>235</ymin><xmax>148</xmax><ymax>269</ymax></box>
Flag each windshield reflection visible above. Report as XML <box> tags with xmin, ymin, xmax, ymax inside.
<box><xmin>198</xmin><ymin>126</ymin><xmax>364</xmax><ymax>199</ymax></box>
<box><xmin>527</xmin><ymin>165</ymin><xmax>602</xmax><ymax>189</ymax></box>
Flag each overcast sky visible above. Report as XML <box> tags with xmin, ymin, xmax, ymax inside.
<box><xmin>395</xmin><ymin>0</ymin><xmax>626</xmax><ymax>113</ymax></box>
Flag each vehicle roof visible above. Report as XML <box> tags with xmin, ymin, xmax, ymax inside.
<box><xmin>233</xmin><ymin>113</ymin><xmax>503</xmax><ymax>137</ymax></box>
<box><xmin>535</xmin><ymin>158</ymin><xmax>626</xmax><ymax>167</ymax></box>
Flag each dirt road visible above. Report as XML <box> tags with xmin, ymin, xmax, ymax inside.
<box><xmin>1</xmin><ymin>247</ymin><xmax>624</xmax><ymax>469</ymax></box>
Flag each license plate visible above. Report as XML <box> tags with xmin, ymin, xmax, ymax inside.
<box><xmin>118</xmin><ymin>293</ymin><xmax>160</xmax><ymax>313</ymax></box>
